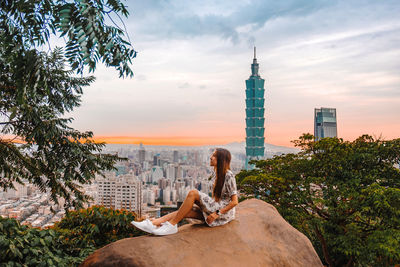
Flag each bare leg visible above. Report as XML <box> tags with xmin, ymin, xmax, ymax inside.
<box><xmin>152</xmin><ymin>211</ymin><xmax>178</xmax><ymax>227</ymax></box>
<box><xmin>184</xmin><ymin>208</ymin><xmax>204</xmax><ymax>220</ymax></box>
<box><xmin>169</xmin><ymin>189</ymin><xmax>200</xmax><ymax>225</ymax></box>
<box><xmin>150</xmin><ymin>190</ymin><xmax>203</xmax><ymax>227</ymax></box>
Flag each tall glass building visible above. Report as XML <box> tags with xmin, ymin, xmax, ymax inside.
<box><xmin>314</xmin><ymin>107</ymin><xmax>337</xmax><ymax>141</ymax></box>
<box><xmin>245</xmin><ymin>47</ymin><xmax>265</xmax><ymax>168</ymax></box>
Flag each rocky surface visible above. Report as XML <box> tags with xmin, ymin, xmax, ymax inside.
<box><xmin>81</xmin><ymin>198</ymin><xmax>323</xmax><ymax>267</ymax></box>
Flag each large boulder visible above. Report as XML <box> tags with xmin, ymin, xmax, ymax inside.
<box><xmin>81</xmin><ymin>199</ymin><xmax>323</xmax><ymax>267</ymax></box>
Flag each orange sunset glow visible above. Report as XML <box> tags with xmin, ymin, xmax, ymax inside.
<box><xmin>92</xmin><ymin>119</ymin><xmax>400</xmax><ymax>147</ymax></box>
<box><xmin>93</xmin><ymin>136</ymin><xmax>245</xmax><ymax>146</ymax></box>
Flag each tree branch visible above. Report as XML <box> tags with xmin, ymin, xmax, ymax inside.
<box><xmin>0</xmin><ymin>121</ymin><xmax>18</xmax><ymax>125</ymax></box>
<box><xmin>315</xmin><ymin>225</ymin><xmax>334</xmax><ymax>267</ymax></box>
<box><xmin>345</xmin><ymin>256</ymin><xmax>354</xmax><ymax>267</ymax></box>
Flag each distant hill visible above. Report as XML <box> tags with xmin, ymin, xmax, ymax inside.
<box><xmin>202</xmin><ymin>141</ymin><xmax>300</xmax><ymax>157</ymax></box>
<box><xmin>216</xmin><ymin>141</ymin><xmax>300</xmax><ymax>154</ymax></box>
<box><xmin>103</xmin><ymin>142</ymin><xmax>300</xmax><ymax>156</ymax></box>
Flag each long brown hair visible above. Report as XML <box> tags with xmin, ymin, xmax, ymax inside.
<box><xmin>212</xmin><ymin>148</ymin><xmax>231</xmax><ymax>201</ymax></box>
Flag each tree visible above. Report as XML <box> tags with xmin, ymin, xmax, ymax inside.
<box><xmin>0</xmin><ymin>0</ymin><xmax>136</xmax><ymax>209</ymax></box>
<box><xmin>0</xmin><ymin>206</ymin><xmax>145</xmax><ymax>266</ymax></box>
<box><xmin>237</xmin><ymin>134</ymin><xmax>400</xmax><ymax>266</ymax></box>
<box><xmin>52</xmin><ymin>205</ymin><xmax>145</xmax><ymax>253</ymax></box>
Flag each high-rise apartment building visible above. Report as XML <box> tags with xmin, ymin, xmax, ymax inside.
<box><xmin>193</xmin><ymin>151</ymin><xmax>200</xmax><ymax>166</ymax></box>
<box><xmin>158</xmin><ymin>177</ymin><xmax>171</xmax><ymax>190</ymax></box>
<box><xmin>314</xmin><ymin>107</ymin><xmax>337</xmax><ymax>141</ymax></box>
<box><xmin>162</xmin><ymin>186</ymin><xmax>171</xmax><ymax>204</ymax></box>
<box><xmin>142</xmin><ymin>188</ymin><xmax>155</xmax><ymax>205</ymax></box>
<box><xmin>153</xmin><ymin>154</ymin><xmax>160</xmax><ymax>166</ymax></box>
<box><xmin>96</xmin><ymin>172</ymin><xmax>142</xmax><ymax>213</ymax></box>
<box><xmin>245</xmin><ymin>47</ymin><xmax>265</xmax><ymax>167</ymax></box>
<box><xmin>175</xmin><ymin>165</ymin><xmax>183</xmax><ymax>179</ymax></box>
<box><xmin>151</xmin><ymin>166</ymin><xmax>163</xmax><ymax>183</ymax></box>
<box><xmin>138</xmin><ymin>143</ymin><xmax>146</xmax><ymax>164</ymax></box>
<box><xmin>166</xmin><ymin>164</ymin><xmax>176</xmax><ymax>180</ymax></box>
<box><xmin>173</xmin><ymin>150</ymin><xmax>178</xmax><ymax>163</ymax></box>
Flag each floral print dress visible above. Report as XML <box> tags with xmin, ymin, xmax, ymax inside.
<box><xmin>197</xmin><ymin>170</ymin><xmax>237</xmax><ymax>227</ymax></box>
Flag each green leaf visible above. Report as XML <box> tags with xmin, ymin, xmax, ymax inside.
<box><xmin>9</xmin><ymin>243</ymin><xmax>22</xmax><ymax>258</ymax></box>
<box><xmin>44</xmin><ymin>236</ymin><xmax>53</xmax><ymax>243</ymax></box>
<box><xmin>8</xmin><ymin>107</ymin><xmax>18</xmax><ymax>120</ymax></box>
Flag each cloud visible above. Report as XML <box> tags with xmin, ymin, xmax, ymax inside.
<box><xmin>178</xmin><ymin>82</ymin><xmax>190</xmax><ymax>89</ymax></box>
<box><xmin>69</xmin><ymin>0</ymin><xmax>400</xmax><ymax>146</ymax></box>
<box><xmin>126</xmin><ymin>0</ymin><xmax>334</xmax><ymax>43</ymax></box>
<box><xmin>135</xmin><ymin>74</ymin><xmax>147</xmax><ymax>81</ymax></box>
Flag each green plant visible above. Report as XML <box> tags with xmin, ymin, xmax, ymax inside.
<box><xmin>0</xmin><ymin>206</ymin><xmax>145</xmax><ymax>266</ymax></box>
<box><xmin>52</xmin><ymin>206</ymin><xmax>146</xmax><ymax>253</ymax></box>
<box><xmin>0</xmin><ymin>216</ymin><xmax>85</xmax><ymax>266</ymax></box>
<box><xmin>238</xmin><ymin>134</ymin><xmax>400</xmax><ymax>266</ymax></box>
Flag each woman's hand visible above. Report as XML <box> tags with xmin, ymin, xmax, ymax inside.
<box><xmin>206</xmin><ymin>212</ymin><xmax>219</xmax><ymax>224</ymax></box>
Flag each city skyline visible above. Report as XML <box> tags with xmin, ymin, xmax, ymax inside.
<box><xmin>64</xmin><ymin>0</ymin><xmax>399</xmax><ymax>147</ymax></box>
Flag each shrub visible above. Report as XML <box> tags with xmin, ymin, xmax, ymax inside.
<box><xmin>0</xmin><ymin>206</ymin><xmax>145</xmax><ymax>266</ymax></box>
<box><xmin>0</xmin><ymin>216</ymin><xmax>81</xmax><ymax>266</ymax></box>
<box><xmin>52</xmin><ymin>205</ymin><xmax>146</xmax><ymax>254</ymax></box>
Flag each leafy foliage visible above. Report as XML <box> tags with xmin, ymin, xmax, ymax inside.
<box><xmin>52</xmin><ymin>205</ymin><xmax>146</xmax><ymax>252</ymax></box>
<box><xmin>0</xmin><ymin>215</ymin><xmax>86</xmax><ymax>266</ymax></box>
<box><xmin>0</xmin><ymin>47</ymin><xmax>121</xmax><ymax>209</ymax></box>
<box><xmin>238</xmin><ymin>134</ymin><xmax>400</xmax><ymax>267</ymax></box>
<box><xmin>0</xmin><ymin>0</ymin><xmax>135</xmax><ymax>209</ymax></box>
<box><xmin>0</xmin><ymin>206</ymin><xmax>144</xmax><ymax>266</ymax></box>
<box><xmin>0</xmin><ymin>0</ymin><xmax>136</xmax><ymax>77</ymax></box>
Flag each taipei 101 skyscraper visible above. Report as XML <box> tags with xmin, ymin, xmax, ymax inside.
<box><xmin>245</xmin><ymin>47</ymin><xmax>265</xmax><ymax>169</ymax></box>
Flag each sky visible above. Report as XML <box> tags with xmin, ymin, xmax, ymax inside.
<box><xmin>68</xmin><ymin>0</ymin><xmax>400</xmax><ymax>147</ymax></box>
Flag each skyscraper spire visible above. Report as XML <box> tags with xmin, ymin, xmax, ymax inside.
<box><xmin>251</xmin><ymin>46</ymin><xmax>259</xmax><ymax>76</ymax></box>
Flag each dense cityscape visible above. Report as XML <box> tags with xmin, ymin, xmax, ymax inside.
<box><xmin>0</xmin><ymin>142</ymin><xmax>300</xmax><ymax>228</ymax></box>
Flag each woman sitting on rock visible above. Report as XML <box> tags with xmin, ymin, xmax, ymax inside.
<box><xmin>131</xmin><ymin>148</ymin><xmax>238</xmax><ymax>236</ymax></box>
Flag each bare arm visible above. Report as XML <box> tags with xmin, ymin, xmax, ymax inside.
<box><xmin>206</xmin><ymin>194</ymin><xmax>238</xmax><ymax>224</ymax></box>
<box><xmin>220</xmin><ymin>194</ymin><xmax>238</xmax><ymax>214</ymax></box>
